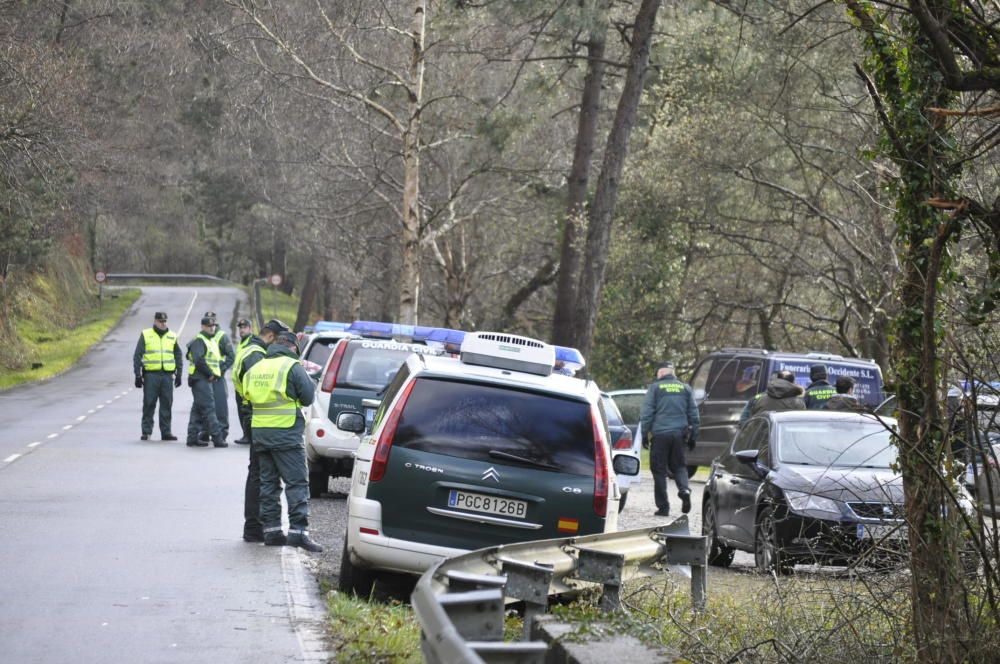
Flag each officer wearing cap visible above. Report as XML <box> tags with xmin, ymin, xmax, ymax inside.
<box><xmin>232</xmin><ymin>318</ymin><xmax>257</xmax><ymax>446</ymax></box>
<box><xmin>242</xmin><ymin>326</ymin><xmax>322</xmax><ymax>551</ymax></box>
<box><xmin>804</xmin><ymin>364</ymin><xmax>836</xmax><ymax>410</ymax></box>
<box><xmin>185</xmin><ymin>317</ymin><xmax>225</xmax><ymax>447</ymax></box>
<box><xmin>132</xmin><ymin>311</ymin><xmax>183</xmax><ymax>441</ymax></box>
<box><xmin>233</xmin><ymin>319</ymin><xmax>279</xmax><ymax>542</ymax></box>
<box><xmin>201</xmin><ymin>311</ymin><xmax>236</xmax><ymax>441</ymax></box>
<box><xmin>640</xmin><ymin>361</ymin><xmax>700</xmax><ymax>516</ymax></box>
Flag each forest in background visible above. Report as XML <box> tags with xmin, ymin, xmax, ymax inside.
<box><xmin>0</xmin><ymin>0</ymin><xmax>944</xmax><ymax>388</ymax></box>
<box><xmin>3</xmin><ymin>1</ymin><xmax>1000</xmax><ymax>659</ymax></box>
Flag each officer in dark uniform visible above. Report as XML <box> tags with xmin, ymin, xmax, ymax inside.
<box><xmin>200</xmin><ymin>311</ymin><xmax>235</xmax><ymax>441</ymax></box>
<box><xmin>185</xmin><ymin>317</ymin><xmax>225</xmax><ymax>448</ymax></box>
<box><xmin>132</xmin><ymin>311</ymin><xmax>183</xmax><ymax>441</ymax></box>
<box><xmin>242</xmin><ymin>329</ymin><xmax>322</xmax><ymax>552</ymax></box>
<box><xmin>824</xmin><ymin>376</ymin><xmax>864</xmax><ymax>411</ymax></box>
<box><xmin>804</xmin><ymin>364</ymin><xmax>836</xmax><ymax>410</ymax></box>
<box><xmin>639</xmin><ymin>361</ymin><xmax>700</xmax><ymax>516</ymax></box>
<box><xmin>233</xmin><ymin>319</ymin><xmax>282</xmax><ymax>542</ymax></box>
<box><xmin>232</xmin><ymin>318</ymin><xmax>257</xmax><ymax>446</ymax></box>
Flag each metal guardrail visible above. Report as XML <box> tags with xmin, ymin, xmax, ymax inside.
<box><xmin>411</xmin><ymin>516</ymin><xmax>708</xmax><ymax>664</ymax></box>
<box><xmin>105</xmin><ymin>273</ymin><xmax>228</xmax><ymax>282</ymax></box>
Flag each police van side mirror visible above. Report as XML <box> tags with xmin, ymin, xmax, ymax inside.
<box><xmin>337</xmin><ymin>412</ymin><xmax>365</xmax><ymax>434</ymax></box>
<box><xmin>612</xmin><ymin>454</ymin><xmax>640</xmax><ymax>476</ymax></box>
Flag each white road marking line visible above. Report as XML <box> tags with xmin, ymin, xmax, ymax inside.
<box><xmin>76</xmin><ymin>416</ymin><xmax>86</xmax><ymax>421</ymax></box>
<box><xmin>280</xmin><ymin>547</ymin><xmax>331</xmax><ymax>661</ymax></box>
<box><xmin>87</xmin><ymin>410</ymin><xmax>95</xmax><ymax>414</ymax></box>
<box><xmin>97</xmin><ymin>404</ymin><xmax>105</xmax><ymax>409</ymax></box>
<box><xmin>62</xmin><ymin>425</ymin><xmax>73</xmax><ymax>430</ymax></box>
<box><xmin>47</xmin><ymin>433</ymin><xmax>58</xmax><ymax>439</ymax></box>
<box><xmin>4</xmin><ymin>454</ymin><xmax>21</xmax><ymax>463</ymax></box>
<box><xmin>178</xmin><ymin>291</ymin><xmax>198</xmax><ymax>338</ymax></box>
<box><xmin>28</xmin><ymin>442</ymin><xmax>41</xmax><ymax>448</ymax></box>
<box><xmin>105</xmin><ymin>400</ymin><xmax>113</xmax><ymax>404</ymax></box>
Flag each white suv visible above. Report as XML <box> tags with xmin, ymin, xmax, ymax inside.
<box><xmin>337</xmin><ymin>331</ymin><xmax>640</xmax><ymax>596</ymax></box>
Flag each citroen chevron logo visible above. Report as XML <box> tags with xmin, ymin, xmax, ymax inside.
<box><xmin>482</xmin><ymin>466</ymin><xmax>500</xmax><ymax>482</ymax></box>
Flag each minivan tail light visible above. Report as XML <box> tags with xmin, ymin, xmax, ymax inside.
<box><xmin>369</xmin><ymin>379</ymin><xmax>417</xmax><ymax>482</ymax></box>
<box><xmin>591</xmin><ymin>406</ymin><xmax>609</xmax><ymax>517</ymax></box>
<box><xmin>612</xmin><ymin>429</ymin><xmax>633</xmax><ymax>450</ymax></box>
<box><xmin>321</xmin><ymin>341</ymin><xmax>348</xmax><ymax>393</ymax></box>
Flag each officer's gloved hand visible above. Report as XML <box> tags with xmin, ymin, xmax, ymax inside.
<box><xmin>174</xmin><ymin>374</ymin><xmax>182</xmax><ymax>388</ymax></box>
<box><xmin>687</xmin><ymin>438</ymin><xmax>696</xmax><ymax>452</ymax></box>
<box><xmin>135</xmin><ymin>375</ymin><xmax>143</xmax><ymax>389</ymax></box>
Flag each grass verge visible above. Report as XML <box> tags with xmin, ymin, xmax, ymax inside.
<box><xmin>0</xmin><ymin>288</ymin><xmax>140</xmax><ymax>390</ymax></box>
<box><xmin>258</xmin><ymin>285</ymin><xmax>308</xmax><ymax>330</ymax></box>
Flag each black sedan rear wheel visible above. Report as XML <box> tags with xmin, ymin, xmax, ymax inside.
<box><xmin>754</xmin><ymin>507</ymin><xmax>793</xmax><ymax>575</ymax></box>
<box><xmin>702</xmin><ymin>498</ymin><xmax>735</xmax><ymax>567</ymax></box>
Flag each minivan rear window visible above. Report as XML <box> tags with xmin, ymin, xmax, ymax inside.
<box><xmin>393</xmin><ymin>378</ymin><xmax>596</xmax><ymax>476</ymax></box>
<box><xmin>336</xmin><ymin>341</ymin><xmax>440</xmax><ymax>391</ymax></box>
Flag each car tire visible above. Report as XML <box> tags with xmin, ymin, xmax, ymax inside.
<box><xmin>754</xmin><ymin>506</ymin><xmax>792</xmax><ymax>575</ymax></box>
<box><xmin>618</xmin><ymin>491</ymin><xmax>628</xmax><ymax>513</ymax></box>
<box><xmin>702</xmin><ymin>498</ymin><xmax>735</xmax><ymax>567</ymax></box>
<box><xmin>308</xmin><ymin>463</ymin><xmax>328</xmax><ymax>499</ymax></box>
<box><xmin>338</xmin><ymin>538</ymin><xmax>376</xmax><ymax>597</ymax></box>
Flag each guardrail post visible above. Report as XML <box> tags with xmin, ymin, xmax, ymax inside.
<box><xmin>653</xmin><ymin>532</ymin><xmax>709</xmax><ymax>611</ymax></box>
<box><xmin>437</xmin><ymin>588</ymin><xmax>506</xmax><ymax>642</ymax></box>
<box><xmin>499</xmin><ymin>559</ymin><xmax>554</xmax><ymax>639</ymax></box>
<box><xmin>572</xmin><ymin>547</ymin><xmax>626</xmax><ymax>612</ymax></box>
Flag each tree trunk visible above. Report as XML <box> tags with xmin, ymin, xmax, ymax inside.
<box><xmin>573</xmin><ymin>0</ymin><xmax>661</xmax><ymax>360</ymax></box>
<box><xmin>552</xmin><ymin>7</ymin><xmax>608</xmax><ymax>347</ymax></box>
<box><xmin>397</xmin><ymin>0</ymin><xmax>426</xmax><ymax>325</ymax></box>
<box><xmin>294</xmin><ymin>251</ymin><xmax>319</xmax><ymax>332</ymax></box>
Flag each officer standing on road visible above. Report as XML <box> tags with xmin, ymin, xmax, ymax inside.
<box><xmin>233</xmin><ymin>319</ymin><xmax>281</xmax><ymax>542</ymax></box>
<box><xmin>640</xmin><ymin>361</ymin><xmax>700</xmax><ymax>517</ymax></box>
<box><xmin>185</xmin><ymin>317</ymin><xmax>226</xmax><ymax>448</ymax></box>
<box><xmin>804</xmin><ymin>364</ymin><xmax>836</xmax><ymax>410</ymax></box>
<box><xmin>232</xmin><ymin>318</ymin><xmax>257</xmax><ymax>446</ymax></box>
<box><xmin>202</xmin><ymin>311</ymin><xmax>236</xmax><ymax>441</ymax></box>
<box><xmin>132</xmin><ymin>311</ymin><xmax>183</xmax><ymax>441</ymax></box>
<box><xmin>242</xmin><ymin>329</ymin><xmax>322</xmax><ymax>552</ymax></box>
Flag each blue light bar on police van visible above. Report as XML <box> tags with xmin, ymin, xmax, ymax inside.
<box><xmin>554</xmin><ymin>346</ymin><xmax>586</xmax><ymax>375</ymax></box>
<box><xmin>346</xmin><ymin>320</ymin><xmax>437</xmax><ymax>342</ymax></box>
<box><xmin>313</xmin><ymin>321</ymin><xmax>350</xmax><ymax>332</ymax></box>
<box><xmin>425</xmin><ymin>328</ymin><xmax>466</xmax><ymax>353</ymax></box>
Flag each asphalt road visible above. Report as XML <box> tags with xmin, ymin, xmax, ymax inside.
<box><xmin>0</xmin><ymin>286</ymin><xmax>328</xmax><ymax>664</ymax></box>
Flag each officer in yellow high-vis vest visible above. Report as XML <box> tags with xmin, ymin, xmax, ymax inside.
<box><xmin>201</xmin><ymin>311</ymin><xmax>236</xmax><ymax>441</ymax></box>
<box><xmin>185</xmin><ymin>317</ymin><xmax>225</xmax><ymax>448</ymax></box>
<box><xmin>232</xmin><ymin>318</ymin><xmax>259</xmax><ymax>446</ymax></box>
<box><xmin>132</xmin><ymin>311</ymin><xmax>183</xmax><ymax>441</ymax></box>
<box><xmin>242</xmin><ymin>329</ymin><xmax>321</xmax><ymax>552</ymax></box>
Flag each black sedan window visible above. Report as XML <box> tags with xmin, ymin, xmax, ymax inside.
<box><xmin>777</xmin><ymin>421</ymin><xmax>896</xmax><ymax>468</ymax></box>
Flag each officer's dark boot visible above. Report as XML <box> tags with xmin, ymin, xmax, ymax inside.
<box><xmin>680</xmin><ymin>491</ymin><xmax>692</xmax><ymax>514</ymax></box>
<box><xmin>263</xmin><ymin>530</ymin><xmax>286</xmax><ymax>546</ymax></box>
<box><xmin>287</xmin><ymin>531</ymin><xmax>323</xmax><ymax>553</ymax></box>
<box><xmin>213</xmin><ymin>437</ymin><xmax>228</xmax><ymax>448</ymax></box>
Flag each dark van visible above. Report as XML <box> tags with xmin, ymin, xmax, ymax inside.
<box><xmin>687</xmin><ymin>349</ymin><xmax>885</xmax><ymax>470</ymax></box>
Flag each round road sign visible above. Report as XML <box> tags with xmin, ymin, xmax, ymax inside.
<box><xmin>95</xmin><ymin>271</ymin><xmax>107</xmax><ymax>283</ymax></box>
<box><xmin>269</xmin><ymin>273</ymin><xmax>283</xmax><ymax>287</ymax></box>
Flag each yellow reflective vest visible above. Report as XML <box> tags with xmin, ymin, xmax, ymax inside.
<box><xmin>233</xmin><ymin>336</ymin><xmax>266</xmax><ymax>398</ymax></box>
<box><xmin>141</xmin><ymin>328</ymin><xmax>178</xmax><ymax>372</ymax></box>
<box><xmin>243</xmin><ymin>356</ymin><xmax>300</xmax><ymax>428</ymax></box>
<box><xmin>187</xmin><ymin>333</ymin><xmax>221</xmax><ymax>377</ymax></box>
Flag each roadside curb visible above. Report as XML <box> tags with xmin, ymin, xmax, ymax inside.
<box><xmin>280</xmin><ymin>547</ymin><xmax>331</xmax><ymax>661</ymax></box>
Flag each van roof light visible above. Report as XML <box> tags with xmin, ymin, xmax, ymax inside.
<box><xmin>459</xmin><ymin>331</ymin><xmax>555</xmax><ymax>376</ymax></box>
<box><xmin>346</xmin><ymin>320</ymin><xmax>436</xmax><ymax>342</ymax></box>
<box><xmin>425</xmin><ymin>328</ymin><xmax>466</xmax><ymax>354</ymax></box>
<box><xmin>313</xmin><ymin>320</ymin><xmax>350</xmax><ymax>332</ymax></box>
<box><xmin>554</xmin><ymin>346</ymin><xmax>585</xmax><ymax>375</ymax></box>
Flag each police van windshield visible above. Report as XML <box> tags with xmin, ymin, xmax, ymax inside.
<box><xmin>772</xmin><ymin>360</ymin><xmax>884</xmax><ymax>407</ymax></box>
<box><xmin>392</xmin><ymin>378</ymin><xmax>596</xmax><ymax>476</ymax></box>
<box><xmin>336</xmin><ymin>341</ymin><xmax>439</xmax><ymax>391</ymax></box>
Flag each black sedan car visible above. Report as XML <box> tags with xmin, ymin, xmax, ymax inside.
<box><xmin>702</xmin><ymin>411</ymin><xmax>905</xmax><ymax>573</ymax></box>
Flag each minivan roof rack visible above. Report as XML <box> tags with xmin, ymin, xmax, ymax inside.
<box><xmin>718</xmin><ymin>348</ymin><xmax>771</xmax><ymax>355</ymax></box>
